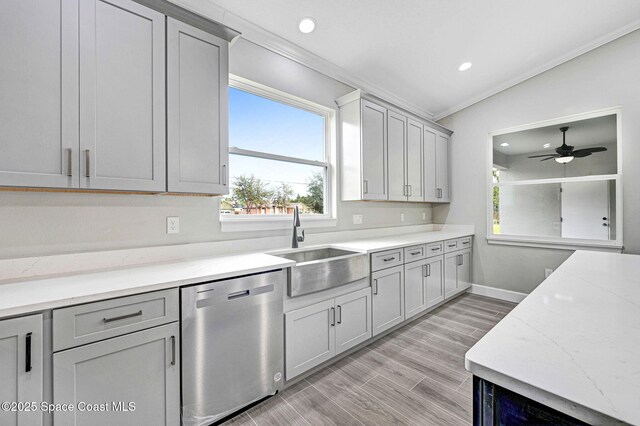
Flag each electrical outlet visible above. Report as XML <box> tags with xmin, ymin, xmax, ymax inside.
<box><xmin>352</xmin><ymin>214</ymin><xmax>363</xmax><ymax>225</ymax></box>
<box><xmin>167</xmin><ymin>216</ymin><xmax>180</xmax><ymax>234</ymax></box>
<box><xmin>422</xmin><ymin>212</ymin><xmax>427</xmax><ymax>221</ymax></box>
<box><xmin>544</xmin><ymin>268</ymin><xmax>554</xmax><ymax>278</ymax></box>
<box><xmin>400</xmin><ymin>213</ymin><xmax>405</xmax><ymax>222</ymax></box>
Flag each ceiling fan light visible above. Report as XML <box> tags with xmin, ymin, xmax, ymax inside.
<box><xmin>555</xmin><ymin>156</ymin><xmax>574</xmax><ymax>164</ymax></box>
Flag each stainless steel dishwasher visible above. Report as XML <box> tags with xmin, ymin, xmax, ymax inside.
<box><xmin>181</xmin><ymin>270</ymin><xmax>285</xmax><ymax>425</ymax></box>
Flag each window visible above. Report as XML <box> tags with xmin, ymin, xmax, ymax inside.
<box><xmin>220</xmin><ymin>76</ymin><xmax>335</xmax><ymax>231</ymax></box>
<box><xmin>488</xmin><ymin>108</ymin><xmax>622</xmax><ymax>251</ymax></box>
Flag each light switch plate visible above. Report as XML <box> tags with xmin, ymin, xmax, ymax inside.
<box><xmin>422</xmin><ymin>212</ymin><xmax>427</xmax><ymax>220</ymax></box>
<box><xmin>167</xmin><ymin>216</ymin><xmax>180</xmax><ymax>234</ymax></box>
<box><xmin>400</xmin><ymin>213</ymin><xmax>405</xmax><ymax>222</ymax></box>
<box><xmin>352</xmin><ymin>214</ymin><xmax>363</xmax><ymax>225</ymax></box>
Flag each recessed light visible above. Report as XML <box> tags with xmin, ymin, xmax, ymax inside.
<box><xmin>458</xmin><ymin>62</ymin><xmax>472</xmax><ymax>71</ymax></box>
<box><xmin>298</xmin><ymin>17</ymin><xmax>316</xmax><ymax>34</ymax></box>
<box><xmin>543</xmin><ymin>143</ymin><xmax>551</xmax><ymax>148</ymax></box>
<box><xmin>500</xmin><ymin>142</ymin><xmax>509</xmax><ymax>147</ymax></box>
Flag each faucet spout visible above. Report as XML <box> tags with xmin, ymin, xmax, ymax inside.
<box><xmin>292</xmin><ymin>206</ymin><xmax>304</xmax><ymax>248</ymax></box>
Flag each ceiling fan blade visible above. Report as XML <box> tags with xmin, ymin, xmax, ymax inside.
<box><xmin>572</xmin><ymin>151</ymin><xmax>592</xmax><ymax>158</ymax></box>
<box><xmin>540</xmin><ymin>156</ymin><xmax>557</xmax><ymax>161</ymax></box>
<box><xmin>528</xmin><ymin>154</ymin><xmax>558</xmax><ymax>158</ymax></box>
<box><xmin>572</xmin><ymin>147</ymin><xmax>607</xmax><ymax>155</ymax></box>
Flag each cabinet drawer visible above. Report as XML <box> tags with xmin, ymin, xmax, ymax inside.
<box><xmin>426</xmin><ymin>242</ymin><xmax>443</xmax><ymax>257</ymax></box>
<box><xmin>53</xmin><ymin>288</ymin><xmax>179</xmax><ymax>352</ymax></box>
<box><xmin>444</xmin><ymin>239</ymin><xmax>459</xmax><ymax>253</ymax></box>
<box><xmin>371</xmin><ymin>248</ymin><xmax>403</xmax><ymax>271</ymax></box>
<box><xmin>403</xmin><ymin>244</ymin><xmax>426</xmax><ymax>262</ymax></box>
<box><xmin>459</xmin><ymin>236</ymin><xmax>472</xmax><ymax>249</ymax></box>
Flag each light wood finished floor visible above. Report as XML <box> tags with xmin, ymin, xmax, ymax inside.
<box><xmin>222</xmin><ymin>294</ymin><xmax>517</xmax><ymax>426</ymax></box>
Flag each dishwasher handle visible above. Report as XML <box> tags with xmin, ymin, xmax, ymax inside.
<box><xmin>196</xmin><ymin>283</ymin><xmax>275</xmax><ymax>309</ymax></box>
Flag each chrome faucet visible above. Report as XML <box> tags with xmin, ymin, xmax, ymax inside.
<box><xmin>292</xmin><ymin>206</ymin><xmax>305</xmax><ymax>248</ymax></box>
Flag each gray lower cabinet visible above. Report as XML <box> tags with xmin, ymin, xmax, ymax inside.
<box><xmin>0</xmin><ymin>0</ymin><xmax>79</xmax><ymax>189</ymax></box>
<box><xmin>79</xmin><ymin>0</ymin><xmax>166</xmax><ymax>191</ymax></box>
<box><xmin>425</xmin><ymin>256</ymin><xmax>445</xmax><ymax>308</ymax></box>
<box><xmin>404</xmin><ymin>259</ymin><xmax>428</xmax><ymax>319</ymax></box>
<box><xmin>444</xmin><ymin>248</ymin><xmax>472</xmax><ymax>298</ymax></box>
<box><xmin>167</xmin><ymin>18</ymin><xmax>229</xmax><ymax>194</ymax></box>
<box><xmin>53</xmin><ymin>322</ymin><xmax>180</xmax><ymax>426</ymax></box>
<box><xmin>285</xmin><ymin>288</ymin><xmax>372</xmax><ymax>380</ymax></box>
<box><xmin>0</xmin><ymin>314</ymin><xmax>43</xmax><ymax>426</ymax></box>
<box><xmin>372</xmin><ymin>265</ymin><xmax>405</xmax><ymax>336</ymax></box>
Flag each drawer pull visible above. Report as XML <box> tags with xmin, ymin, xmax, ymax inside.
<box><xmin>373</xmin><ymin>279</ymin><xmax>379</xmax><ymax>295</ymax></box>
<box><xmin>462</xmin><ymin>241</ymin><xmax>469</xmax><ymax>245</ymax></box>
<box><xmin>448</xmin><ymin>244</ymin><xmax>456</xmax><ymax>248</ymax></box>
<box><xmin>25</xmin><ymin>332</ymin><xmax>32</xmax><ymax>373</ymax></box>
<box><xmin>410</xmin><ymin>251</ymin><xmax>421</xmax><ymax>256</ymax></box>
<box><xmin>383</xmin><ymin>257</ymin><xmax>396</xmax><ymax>262</ymax></box>
<box><xmin>330</xmin><ymin>307</ymin><xmax>336</xmax><ymax>327</ymax></box>
<box><xmin>430</xmin><ymin>247</ymin><xmax>440</xmax><ymax>251</ymax></box>
<box><xmin>170</xmin><ymin>335</ymin><xmax>176</xmax><ymax>366</ymax></box>
<box><xmin>337</xmin><ymin>305</ymin><xmax>342</xmax><ymax>324</ymax></box>
<box><xmin>103</xmin><ymin>310</ymin><xmax>142</xmax><ymax>323</ymax></box>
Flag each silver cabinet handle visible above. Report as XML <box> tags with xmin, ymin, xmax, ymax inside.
<box><xmin>462</xmin><ymin>241</ymin><xmax>469</xmax><ymax>245</ymax></box>
<box><xmin>431</xmin><ymin>247</ymin><xmax>440</xmax><ymax>251</ymax></box>
<box><xmin>85</xmin><ymin>149</ymin><xmax>91</xmax><ymax>178</ymax></box>
<box><xmin>330</xmin><ymin>307</ymin><xmax>336</xmax><ymax>326</ymax></box>
<box><xmin>427</xmin><ymin>263</ymin><xmax>431</xmax><ymax>277</ymax></box>
<box><xmin>448</xmin><ymin>244</ymin><xmax>456</xmax><ymax>248</ymax></box>
<box><xmin>25</xmin><ymin>332</ymin><xmax>32</xmax><ymax>373</ymax></box>
<box><xmin>457</xmin><ymin>254</ymin><xmax>463</xmax><ymax>266</ymax></box>
<box><xmin>103</xmin><ymin>310</ymin><xmax>142</xmax><ymax>323</ymax></box>
<box><xmin>408</xmin><ymin>185</ymin><xmax>412</xmax><ymax>197</ymax></box>
<box><xmin>422</xmin><ymin>264</ymin><xmax>427</xmax><ymax>277</ymax></box>
<box><xmin>66</xmin><ymin>148</ymin><xmax>72</xmax><ymax>177</ymax></box>
<box><xmin>383</xmin><ymin>257</ymin><xmax>396</xmax><ymax>262</ymax></box>
<box><xmin>410</xmin><ymin>251</ymin><xmax>421</xmax><ymax>256</ymax></box>
<box><xmin>222</xmin><ymin>164</ymin><xmax>227</xmax><ymax>185</ymax></box>
<box><xmin>373</xmin><ymin>279</ymin><xmax>378</xmax><ymax>295</ymax></box>
<box><xmin>170</xmin><ymin>335</ymin><xmax>176</xmax><ymax>366</ymax></box>
<box><xmin>363</xmin><ymin>180</ymin><xmax>368</xmax><ymax>194</ymax></box>
<box><xmin>437</xmin><ymin>188</ymin><xmax>442</xmax><ymax>198</ymax></box>
<box><xmin>337</xmin><ymin>305</ymin><xmax>342</xmax><ymax>324</ymax></box>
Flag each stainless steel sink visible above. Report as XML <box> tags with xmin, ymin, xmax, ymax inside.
<box><xmin>270</xmin><ymin>247</ymin><xmax>369</xmax><ymax>297</ymax></box>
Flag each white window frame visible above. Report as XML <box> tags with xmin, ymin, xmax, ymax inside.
<box><xmin>486</xmin><ymin>107</ymin><xmax>623</xmax><ymax>252</ymax></box>
<box><xmin>220</xmin><ymin>75</ymin><xmax>337</xmax><ymax>232</ymax></box>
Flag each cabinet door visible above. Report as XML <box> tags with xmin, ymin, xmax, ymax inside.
<box><xmin>387</xmin><ymin>110</ymin><xmax>407</xmax><ymax>201</ymax></box>
<box><xmin>0</xmin><ymin>0</ymin><xmax>78</xmax><ymax>189</ymax></box>
<box><xmin>425</xmin><ymin>256</ymin><xmax>444</xmax><ymax>308</ymax></box>
<box><xmin>406</xmin><ymin>119</ymin><xmax>424</xmax><ymax>201</ymax></box>
<box><xmin>335</xmin><ymin>288</ymin><xmax>372</xmax><ymax>355</ymax></box>
<box><xmin>372</xmin><ymin>265</ymin><xmax>404</xmax><ymax>336</ymax></box>
<box><xmin>167</xmin><ymin>18</ymin><xmax>229</xmax><ymax>195</ymax></box>
<box><xmin>404</xmin><ymin>260</ymin><xmax>427</xmax><ymax>320</ymax></box>
<box><xmin>53</xmin><ymin>323</ymin><xmax>180</xmax><ymax>426</ymax></box>
<box><xmin>444</xmin><ymin>252</ymin><xmax>459</xmax><ymax>299</ymax></box>
<box><xmin>458</xmin><ymin>249</ymin><xmax>472</xmax><ymax>291</ymax></box>
<box><xmin>436</xmin><ymin>133</ymin><xmax>450</xmax><ymax>201</ymax></box>
<box><xmin>423</xmin><ymin>127</ymin><xmax>438</xmax><ymax>202</ymax></box>
<box><xmin>0</xmin><ymin>314</ymin><xmax>43</xmax><ymax>426</ymax></box>
<box><xmin>79</xmin><ymin>0</ymin><xmax>165</xmax><ymax>191</ymax></box>
<box><xmin>285</xmin><ymin>299</ymin><xmax>335</xmax><ymax>380</ymax></box>
<box><xmin>361</xmin><ymin>100</ymin><xmax>388</xmax><ymax>200</ymax></box>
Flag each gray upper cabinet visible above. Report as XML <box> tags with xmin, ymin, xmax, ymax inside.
<box><xmin>79</xmin><ymin>0</ymin><xmax>166</xmax><ymax>192</ymax></box>
<box><xmin>0</xmin><ymin>0</ymin><xmax>79</xmax><ymax>189</ymax></box>
<box><xmin>387</xmin><ymin>110</ymin><xmax>407</xmax><ymax>201</ymax></box>
<box><xmin>361</xmin><ymin>100</ymin><xmax>388</xmax><ymax>200</ymax></box>
<box><xmin>167</xmin><ymin>18</ymin><xmax>229</xmax><ymax>194</ymax></box>
<box><xmin>0</xmin><ymin>314</ymin><xmax>43</xmax><ymax>426</ymax></box>
<box><xmin>337</xmin><ymin>90</ymin><xmax>451</xmax><ymax>203</ymax></box>
<box><xmin>406</xmin><ymin>119</ymin><xmax>424</xmax><ymax>201</ymax></box>
<box><xmin>436</xmin><ymin>133</ymin><xmax>451</xmax><ymax>202</ymax></box>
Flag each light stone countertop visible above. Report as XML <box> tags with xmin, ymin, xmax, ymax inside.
<box><xmin>0</xmin><ymin>228</ymin><xmax>473</xmax><ymax>319</ymax></box>
<box><xmin>465</xmin><ymin>250</ymin><xmax>640</xmax><ymax>425</ymax></box>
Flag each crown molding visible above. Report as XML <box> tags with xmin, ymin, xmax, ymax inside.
<box><xmin>433</xmin><ymin>19</ymin><xmax>640</xmax><ymax>121</ymax></box>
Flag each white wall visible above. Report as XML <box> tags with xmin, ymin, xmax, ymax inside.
<box><xmin>436</xmin><ymin>28</ymin><xmax>640</xmax><ymax>294</ymax></box>
<box><xmin>0</xmin><ymin>38</ymin><xmax>433</xmax><ymax>259</ymax></box>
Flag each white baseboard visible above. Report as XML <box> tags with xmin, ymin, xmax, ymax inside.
<box><xmin>468</xmin><ymin>284</ymin><xmax>528</xmax><ymax>303</ymax></box>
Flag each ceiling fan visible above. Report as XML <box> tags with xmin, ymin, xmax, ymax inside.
<box><xmin>528</xmin><ymin>126</ymin><xmax>607</xmax><ymax>164</ymax></box>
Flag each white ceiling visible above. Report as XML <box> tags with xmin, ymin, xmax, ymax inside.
<box><xmin>493</xmin><ymin>114</ymin><xmax>617</xmax><ymax>156</ymax></box>
<box><xmin>188</xmin><ymin>0</ymin><xmax>640</xmax><ymax>119</ymax></box>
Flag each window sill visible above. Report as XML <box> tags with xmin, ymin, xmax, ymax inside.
<box><xmin>487</xmin><ymin>235</ymin><xmax>623</xmax><ymax>253</ymax></box>
<box><xmin>220</xmin><ymin>215</ymin><xmax>338</xmax><ymax>233</ymax></box>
